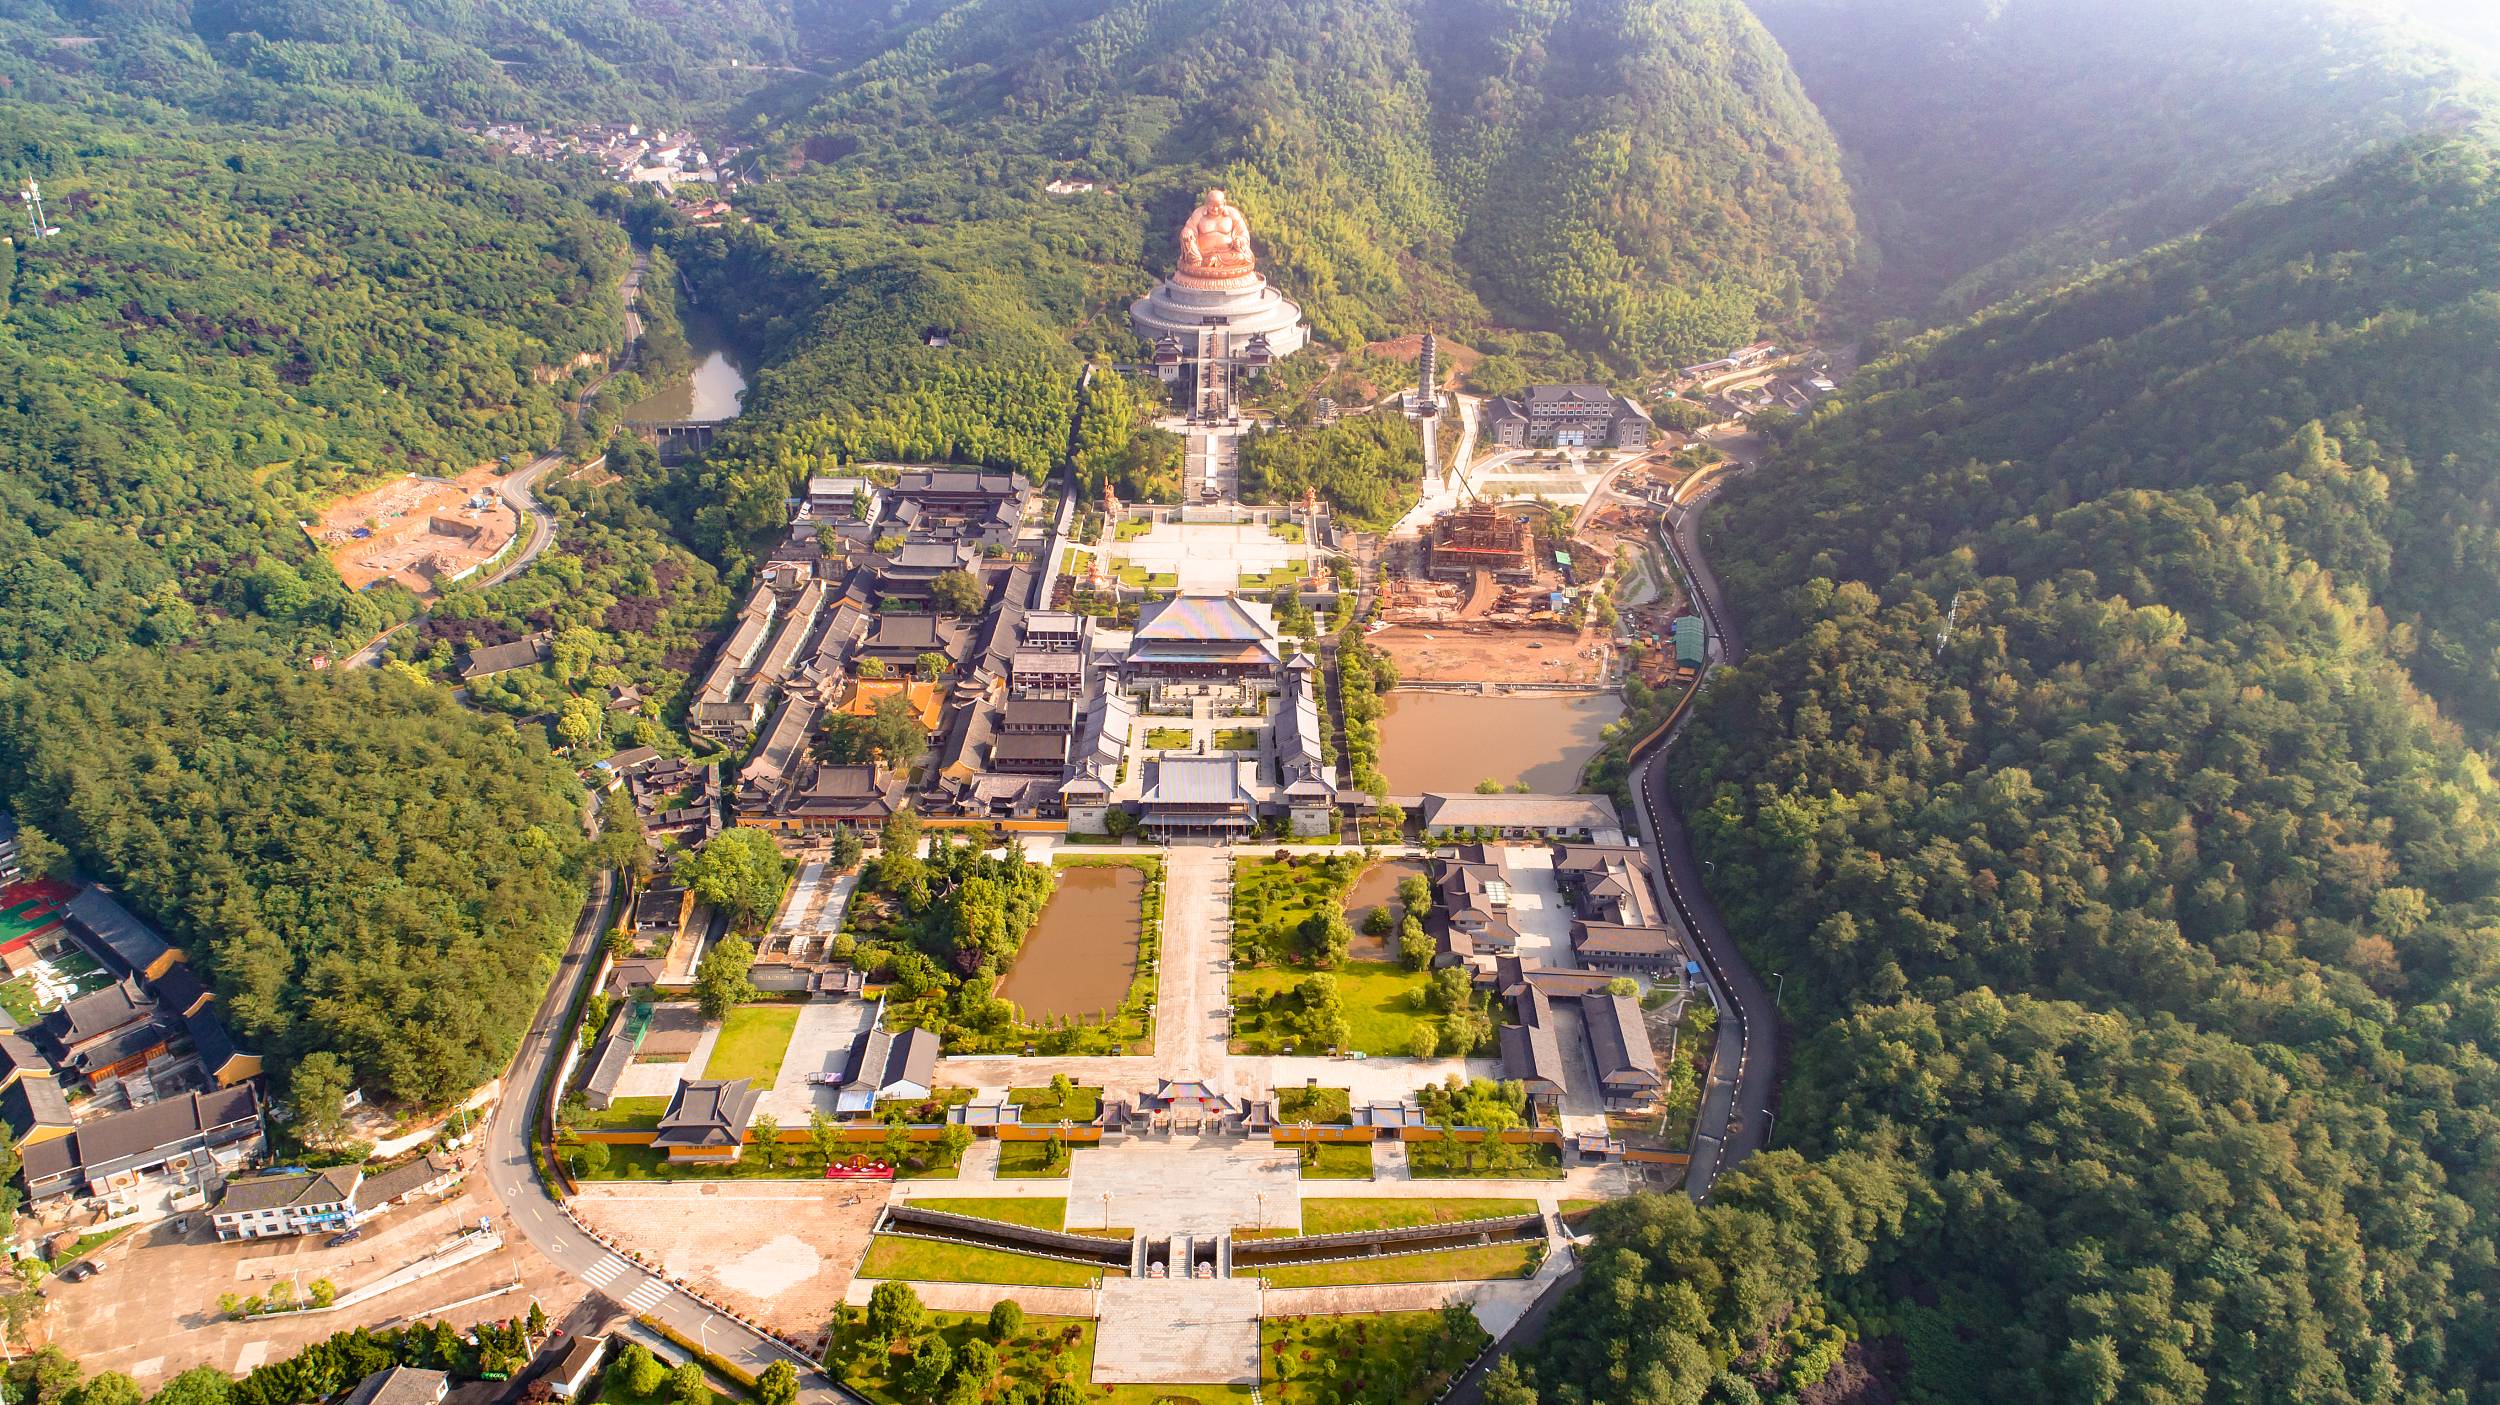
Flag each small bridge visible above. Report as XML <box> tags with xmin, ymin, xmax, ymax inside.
<box><xmin>624</xmin><ymin>418</ymin><xmax>732</xmax><ymax>463</ymax></box>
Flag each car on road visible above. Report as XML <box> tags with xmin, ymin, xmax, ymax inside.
<box><xmin>325</xmin><ymin>1228</ymin><xmax>364</xmax><ymax>1248</ymax></box>
<box><xmin>59</xmin><ymin>1261</ymin><xmax>99</xmax><ymax>1282</ymax></box>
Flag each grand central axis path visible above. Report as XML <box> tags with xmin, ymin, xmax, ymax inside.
<box><xmin>1154</xmin><ymin>846</ymin><xmax>1229</xmax><ymax>1078</ymax></box>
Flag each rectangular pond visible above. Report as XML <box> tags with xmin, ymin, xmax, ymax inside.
<box><xmin>1377</xmin><ymin>690</ymin><xmax>1624</xmax><ymax>794</ymax></box>
<box><xmin>995</xmin><ymin>863</ymin><xmax>1146</xmax><ymax>1021</ymax></box>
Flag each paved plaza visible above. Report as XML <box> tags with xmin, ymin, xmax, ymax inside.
<box><xmin>1114</xmin><ymin>516</ymin><xmax>1314</xmax><ymax>593</ymax></box>
<box><xmin>753</xmin><ymin>996</ymin><xmax>876</xmax><ymax>1122</ymax></box>
<box><xmin>1065</xmin><ymin>1136</ymin><xmax>1303</xmax><ymax>1234</ymax></box>
<box><xmin>1093</xmin><ymin>1279</ymin><xmax>1263</xmax><ymax>1385</ymax></box>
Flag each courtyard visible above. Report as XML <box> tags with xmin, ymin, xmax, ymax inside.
<box><xmin>1109</xmin><ymin>514</ymin><xmax>1318</xmax><ymax>595</ymax></box>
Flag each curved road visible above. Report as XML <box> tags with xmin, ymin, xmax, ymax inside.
<box><xmin>1627</xmin><ymin>472</ymin><xmax>1779</xmax><ymax>1199</ymax></box>
<box><xmin>479</xmin><ymin>870</ymin><xmax>858</xmax><ymax>1402</ymax></box>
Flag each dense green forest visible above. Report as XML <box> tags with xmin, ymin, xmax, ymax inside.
<box><xmin>1501</xmin><ymin>138</ymin><xmax>2500</xmax><ymax>1405</ymax></box>
<box><xmin>0</xmin><ymin>653</ymin><xmax>590</xmax><ymax>1106</ymax></box>
<box><xmin>1748</xmin><ymin>0</ymin><xmax>2499</xmax><ymax>314</ymax></box>
<box><xmin>0</xmin><ymin>100</ymin><xmax>631</xmax><ymax>669</ymax></box>
<box><xmin>0</xmin><ymin>0</ymin><xmax>807</xmax><ymax>127</ymax></box>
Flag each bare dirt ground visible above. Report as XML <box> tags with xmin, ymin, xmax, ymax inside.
<box><xmin>568</xmin><ymin>1182</ymin><xmax>889</xmax><ymax>1338</ymax></box>
<box><xmin>1373</xmin><ymin>625</ymin><xmax>1605</xmax><ymax>685</ymax></box>
<box><xmin>313</xmin><ymin>467</ymin><xmax>518</xmax><ymax>597</ymax></box>
<box><xmin>42</xmin><ymin>1176</ymin><xmax>586</xmax><ymax>1387</ymax></box>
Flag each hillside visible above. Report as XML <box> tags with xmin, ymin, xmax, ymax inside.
<box><xmin>0</xmin><ymin>0</ymin><xmax>804</xmax><ymax>127</ymax></box>
<box><xmin>1499</xmin><ymin>138</ymin><xmax>2500</xmax><ymax>1404</ymax></box>
<box><xmin>667</xmin><ymin>0</ymin><xmax>1855</xmax><ymax>544</ymax></box>
<box><xmin>1749</xmin><ymin>0</ymin><xmax>2499</xmax><ymax>314</ymax></box>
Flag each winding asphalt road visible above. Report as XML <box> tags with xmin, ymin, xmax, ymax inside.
<box><xmin>1629</xmin><ymin>473</ymin><xmax>1778</xmax><ymax>1198</ymax></box>
<box><xmin>479</xmin><ymin>869</ymin><xmax>859</xmax><ymax>1402</ymax></box>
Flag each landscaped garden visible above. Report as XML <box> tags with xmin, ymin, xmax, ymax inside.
<box><xmin>856</xmin><ymin>1237</ymin><xmax>1110</xmax><ymax>1287</ymax></box>
<box><xmin>574</xmin><ymin>1096</ymin><xmax>668</xmax><ymax>1132</ymax></box>
<box><xmin>1212</xmin><ymin>726</ymin><xmax>1261</xmax><ymax>751</ymax></box>
<box><xmin>1293</xmin><ymin>1142</ymin><xmax>1377</xmax><ymax>1180</ymax></box>
<box><xmin>1262</xmin><ymin>1309</ymin><xmax>1489</xmax><ymax>1405</ymax></box>
<box><xmin>996</xmin><ymin>1138</ymin><xmax>1079</xmax><ymax>1178</ymax></box>
<box><xmin>1145</xmin><ymin>726</ymin><xmax>1194</xmax><ymax>750</ymax></box>
<box><xmin>1233</xmin><ymin>963</ymin><xmax>1484</xmax><ymax>1058</ymax></box>
<box><xmin>1009</xmin><ymin>1079</ymin><xmax>1103</xmax><ymax>1124</ymax></box>
<box><xmin>1405</xmin><ymin>1139</ymin><xmax>1564</xmax><ymax>1180</ymax></box>
<box><xmin>830</xmin><ymin>1303</ymin><xmax>1254</xmax><ymax>1405</ymax></box>
<box><xmin>562</xmin><ymin>1125</ymin><xmax>969</xmax><ymax>1183</ymax></box>
<box><xmin>1229</xmin><ymin>853</ymin><xmax>1491</xmax><ymax>1057</ymax></box>
<box><xmin>1298</xmin><ymin>1198</ymin><xmax>1536</xmax><ymax>1234</ymax></box>
<box><xmin>851</xmin><ymin>822</ymin><xmax>1157</xmax><ymax>1056</ymax></box>
<box><xmin>704</xmin><ymin>1004</ymin><xmax>800</xmax><ymax>1085</ymax></box>
<box><xmin>1254</xmin><ymin>1240</ymin><xmax>1540</xmax><ymax>1287</ymax></box>
<box><xmin>1276</xmin><ymin>1086</ymin><xmax>1351</xmax><ymax>1124</ymax></box>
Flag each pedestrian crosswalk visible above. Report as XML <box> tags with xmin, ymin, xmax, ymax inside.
<box><xmin>580</xmin><ymin>1254</ymin><xmax>674</xmax><ymax>1312</ymax></box>
<box><xmin>581</xmin><ymin>1255</ymin><xmax>630</xmax><ymax>1289</ymax></box>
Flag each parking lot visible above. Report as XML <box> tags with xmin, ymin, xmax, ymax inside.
<box><xmin>567</xmin><ymin>1180</ymin><xmax>887</xmax><ymax>1337</ymax></box>
<box><xmin>42</xmin><ymin>1176</ymin><xmax>586</xmax><ymax>1387</ymax></box>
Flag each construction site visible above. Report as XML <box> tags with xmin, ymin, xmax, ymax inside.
<box><xmin>311</xmin><ymin>468</ymin><xmax>519</xmax><ymax>597</ymax></box>
<box><xmin>1374</xmin><ymin>486</ymin><xmax>1689</xmax><ymax>688</ymax></box>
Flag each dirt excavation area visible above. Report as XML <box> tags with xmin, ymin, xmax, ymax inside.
<box><xmin>310</xmin><ymin>467</ymin><xmax>518</xmax><ymax>597</ymax></box>
<box><xmin>568</xmin><ymin>1182</ymin><xmax>887</xmax><ymax>1337</ymax></box>
<box><xmin>1372</xmin><ymin>622</ymin><xmax>1607</xmax><ymax>685</ymax></box>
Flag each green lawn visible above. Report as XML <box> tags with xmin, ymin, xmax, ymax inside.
<box><xmin>1262</xmin><ymin>1311</ymin><xmax>1490</xmax><ymax>1405</ymax></box>
<box><xmin>1276</xmin><ymin>1087</ymin><xmax>1352</xmax><ymax>1124</ymax></box>
<box><xmin>1008</xmin><ymin>1085</ymin><xmax>1103</xmax><ymax>1124</ymax></box>
<box><xmin>705</xmin><ymin>1005</ymin><xmax>801</xmax><ymax>1086</ymax></box>
<box><xmin>1254</xmin><ymin>1240</ymin><xmax>1539</xmax><ymax>1288</ymax></box>
<box><xmin>1404</xmin><ymin>1139</ymin><xmax>1567</xmax><ymax>1180</ymax></box>
<box><xmin>1145</xmin><ymin>727</ymin><xmax>1194</xmax><ymax>750</ymax></box>
<box><xmin>1239</xmin><ymin>567</ymin><xmax>1301</xmax><ymax>591</ymax></box>
<box><xmin>1296</xmin><ymin>1143</ymin><xmax>1376</xmax><ymax>1180</ymax></box>
<box><xmin>910</xmin><ymin>1197</ymin><xmax>1066</xmax><ymax>1231</ymax></box>
<box><xmin>1115</xmin><ymin>519</ymin><xmax>1154</xmax><ymax>541</ymax></box>
<box><xmin>997</xmin><ymin>1140</ymin><xmax>1075</xmax><ymax>1178</ymax></box>
<box><xmin>857</xmin><ymin>1236</ymin><xmax>1108</xmax><ymax>1286</ymax></box>
<box><xmin>1232</xmin><ymin>961</ymin><xmax>1445</xmax><ymax>1057</ymax></box>
<box><xmin>570</xmin><ymin>1140</ymin><xmax>963</xmax><ymax>1181</ymax></box>
<box><xmin>1211</xmin><ymin>727</ymin><xmax>1260</xmax><ymax>751</ymax></box>
<box><xmin>576</xmin><ymin>1096</ymin><xmax>669</xmax><ymax>1132</ymax></box>
<box><xmin>1298</xmin><ymin>1198</ymin><xmax>1536</xmax><ymax>1234</ymax></box>
<box><xmin>1269</xmin><ymin>522</ymin><xmax>1306</xmax><ymax>543</ymax></box>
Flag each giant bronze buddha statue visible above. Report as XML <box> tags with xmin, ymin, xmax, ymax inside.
<box><xmin>1173</xmin><ymin>189</ymin><xmax>1258</xmax><ymax>289</ymax></box>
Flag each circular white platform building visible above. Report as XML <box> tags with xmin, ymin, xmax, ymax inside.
<box><xmin>1132</xmin><ymin>190</ymin><xmax>1308</xmax><ymax>416</ymax></box>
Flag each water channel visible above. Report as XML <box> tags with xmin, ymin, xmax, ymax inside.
<box><xmin>622</xmin><ymin>305</ymin><xmax>748</xmax><ymax>421</ymax></box>
<box><xmin>1377</xmin><ymin>690</ymin><xmax>1625</xmax><ymax>795</ymax></box>
<box><xmin>995</xmin><ymin>864</ymin><xmax>1146</xmax><ymax>1021</ymax></box>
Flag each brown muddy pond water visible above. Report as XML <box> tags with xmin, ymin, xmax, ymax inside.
<box><xmin>1378</xmin><ymin>691</ymin><xmax>1624</xmax><ymax>794</ymax></box>
<box><xmin>1343</xmin><ymin>857</ymin><xmax>1429</xmax><ymax>961</ymax></box>
<box><xmin>996</xmin><ymin>864</ymin><xmax>1145</xmax><ymax>1020</ymax></box>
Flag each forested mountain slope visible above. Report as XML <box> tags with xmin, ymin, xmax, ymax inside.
<box><xmin>0</xmin><ymin>19</ymin><xmax>667</xmax><ymax>1105</ymax></box>
<box><xmin>1748</xmin><ymin>0</ymin><xmax>2498</xmax><ymax>314</ymax></box>
<box><xmin>1497</xmin><ymin>138</ymin><xmax>2500</xmax><ymax>1404</ymax></box>
<box><xmin>671</xmin><ymin>0</ymin><xmax>1854</xmax><ymax>545</ymax></box>
<box><xmin>0</xmin><ymin>0</ymin><xmax>803</xmax><ymax>125</ymax></box>
<box><xmin>0</xmin><ymin>101</ymin><xmax>629</xmax><ymax>669</ymax></box>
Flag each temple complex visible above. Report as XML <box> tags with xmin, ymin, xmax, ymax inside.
<box><xmin>1132</xmin><ymin>188</ymin><xmax>1307</xmax><ymax>420</ymax></box>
